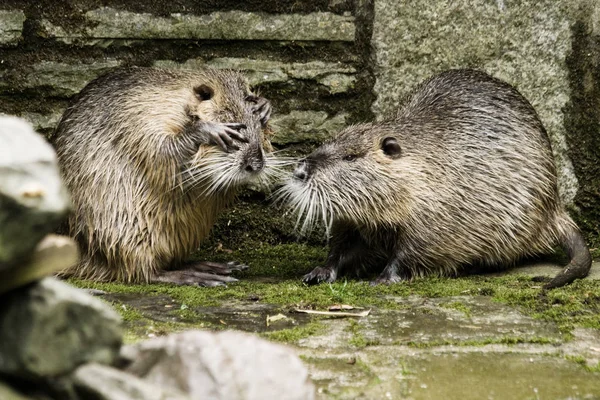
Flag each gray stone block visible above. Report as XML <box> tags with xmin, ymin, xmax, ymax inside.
<box><xmin>73</xmin><ymin>363</ymin><xmax>190</xmax><ymax>400</ymax></box>
<box><xmin>0</xmin><ymin>235</ymin><xmax>79</xmax><ymax>295</ymax></box>
<box><xmin>1</xmin><ymin>60</ymin><xmax>122</xmax><ymax>97</ymax></box>
<box><xmin>0</xmin><ymin>278</ymin><xmax>122</xmax><ymax>380</ymax></box>
<box><xmin>42</xmin><ymin>8</ymin><xmax>355</xmax><ymax>42</ymax></box>
<box><xmin>156</xmin><ymin>57</ymin><xmax>356</xmax><ymax>94</ymax></box>
<box><xmin>123</xmin><ymin>330</ymin><xmax>315</xmax><ymax>400</ymax></box>
<box><xmin>371</xmin><ymin>0</ymin><xmax>579</xmax><ymax>204</ymax></box>
<box><xmin>20</xmin><ymin>109</ymin><xmax>64</xmax><ymax>132</ymax></box>
<box><xmin>592</xmin><ymin>1</ymin><xmax>600</xmax><ymax>35</ymax></box>
<box><xmin>270</xmin><ymin>111</ymin><xmax>349</xmax><ymax>145</ymax></box>
<box><xmin>0</xmin><ymin>116</ymin><xmax>69</xmax><ymax>269</ymax></box>
<box><xmin>0</xmin><ymin>10</ymin><xmax>25</xmax><ymax>46</ymax></box>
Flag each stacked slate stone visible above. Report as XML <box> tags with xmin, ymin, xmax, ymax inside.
<box><xmin>0</xmin><ymin>116</ymin><xmax>315</xmax><ymax>400</ymax></box>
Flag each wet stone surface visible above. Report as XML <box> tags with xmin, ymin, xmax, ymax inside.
<box><xmin>103</xmin><ymin>292</ymin><xmax>315</xmax><ymax>335</ymax></box>
<box><xmin>298</xmin><ymin>296</ymin><xmax>563</xmax><ymax>350</ymax></box>
<box><xmin>86</xmin><ymin>261</ymin><xmax>600</xmax><ymax>400</ymax></box>
<box><xmin>304</xmin><ymin>350</ymin><xmax>600</xmax><ymax>400</ymax></box>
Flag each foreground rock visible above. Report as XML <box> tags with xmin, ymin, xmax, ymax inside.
<box><xmin>0</xmin><ymin>277</ymin><xmax>122</xmax><ymax>381</ymax></box>
<box><xmin>0</xmin><ymin>381</ymin><xmax>32</xmax><ymax>400</ymax></box>
<box><xmin>0</xmin><ymin>116</ymin><xmax>70</xmax><ymax>271</ymax></box>
<box><xmin>0</xmin><ymin>235</ymin><xmax>79</xmax><ymax>295</ymax></box>
<box><xmin>124</xmin><ymin>330</ymin><xmax>315</xmax><ymax>400</ymax></box>
<box><xmin>73</xmin><ymin>363</ymin><xmax>190</xmax><ymax>400</ymax></box>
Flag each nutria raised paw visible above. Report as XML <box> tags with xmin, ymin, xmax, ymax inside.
<box><xmin>54</xmin><ymin>66</ymin><xmax>275</xmax><ymax>285</ymax></box>
<box><xmin>281</xmin><ymin>68</ymin><xmax>592</xmax><ymax>289</ymax></box>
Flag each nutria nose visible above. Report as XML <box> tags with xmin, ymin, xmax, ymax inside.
<box><xmin>293</xmin><ymin>160</ymin><xmax>309</xmax><ymax>181</ymax></box>
<box><xmin>245</xmin><ymin>160</ymin><xmax>264</xmax><ymax>173</ymax></box>
<box><xmin>243</xmin><ymin>152</ymin><xmax>265</xmax><ymax>173</ymax></box>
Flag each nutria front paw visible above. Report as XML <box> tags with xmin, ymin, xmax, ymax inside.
<box><xmin>199</xmin><ymin>121</ymin><xmax>248</xmax><ymax>152</ymax></box>
<box><xmin>302</xmin><ymin>266</ymin><xmax>337</xmax><ymax>285</ymax></box>
<box><xmin>247</xmin><ymin>96</ymin><xmax>272</xmax><ymax>127</ymax></box>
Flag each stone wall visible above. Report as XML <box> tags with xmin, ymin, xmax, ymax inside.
<box><xmin>370</xmin><ymin>0</ymin><xmax>600</xmax><ymax>248</ymax></box>
<box><xmin>0</xmin><ymin>0</ymin><xmax>598</xmax><ymax>247</ymax></box>
<box><xmin>0</xmin><ymin>1</ymin><xmax>373</xmax><ymax>145</ymax></box>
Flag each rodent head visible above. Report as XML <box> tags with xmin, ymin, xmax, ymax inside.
<box><xmin>280</xmin><ymin>123</ymin><xmax>414</xmax><ymax>233</ymax></box>
<box><xmin>178</xmin><ymin>69</ymin><xmax>274</xmax><ymax>193</ymax></box>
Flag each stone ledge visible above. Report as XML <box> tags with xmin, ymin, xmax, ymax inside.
<box><xmin>592</xmin><ymin>2</ymin><xmax>600</xmax><ymax>35</ymax></box>
<box><xmin>0</xmin><ymin>10</ymin><xmax>25</xmax><ymax>46</ymax></box>
<box><xmin>0</xmin><ymin>59</ymin><xmax>122</xmax><ymax>97</ymax></box>
<box><xmin>15</xmin><ymin>109</ymin><xmax>351</xmax><ymax>146</ymax></box>
<box><xmin>41</xmin><ymin>8</ymin><xmax>355</xmax><ymax>42</ymax></box>
<box><xmin>0</xmin><ymin>235</ymin><xmax>79</xmax><ymax>294</ymax></box>
<box><xmin>20</xmin><ymin>110</ymin><xmax>64</xmax><ymax>132</ymax></box>
<box><xmin>270</xmin><ymin>111</ymin><xmax>348</xmax><ymax>145</ymax></box>
<box><xmin>155</xmin><ymin>57</ymin><xmax>357</xmax><ymax>93</ymax></box>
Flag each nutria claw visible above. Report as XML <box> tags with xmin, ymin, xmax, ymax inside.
<box><xmin>150</xmin><ymin>260</ymin><xmax>249</xmax><ymax>286</ymax></box>
<box><xmin>252</xmin><ymin>97</ymin><xmax>272</xmax><ymax>127</ymax></box>
<box><xmin>201</xmin><ymin>121</ymin><xmax>248</xmax><ymax>152</ymax></box>
<box><xmin>302</xmin><ymin>266</ymin><xmax>337</xmax><ymax>285</ymax></box>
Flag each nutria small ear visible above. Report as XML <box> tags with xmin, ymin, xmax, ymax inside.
<box><xmin>382</xmin><ymin>137</ymin><xmax>401</xmax><ymax>158</ymax></box>
<box><xmin>194</xmin><ymin>85</ymin><xmax>214</xmax><ymax>101</ymax></box>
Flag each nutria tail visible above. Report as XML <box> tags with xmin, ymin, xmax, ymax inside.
<box><xmin>545</xmin><ymin>216</ymin><xmax>592</xmax><ymax>289</ymax></box>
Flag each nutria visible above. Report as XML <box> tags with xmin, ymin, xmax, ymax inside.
<box><xmin>54</xmin><ymin>66</ymin><xmax>274</xmax><ymax>286</ymax></box>
<box><xmin>280</xmin><ymin>68</ymin><xmax>592</xmax><ymax>289</ymax></box>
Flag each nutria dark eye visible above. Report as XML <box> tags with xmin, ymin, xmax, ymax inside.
<box><xmin>194</xmin><ymin>85</ymin><xmax>213</xmax><ymax>101</ymax></box>
<box><xmin>343</xmin><ymin>154</ymin><xmax>357</xmax><ymax>162</ymax></box>
<box><xmin>382</xmin><ymin>137</ymin><xmax>401</xmax><ymax>158</ymax></box>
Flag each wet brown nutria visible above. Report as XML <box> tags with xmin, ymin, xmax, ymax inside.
<box><xmin>54</xmin><ymin>66</ymin><xmax>275</xmax><ymax>286</ymax></box>
<box><xmin>279</xmin><ymin>68</ymin><xmax>592</xmax><ymax>289</ymax></box>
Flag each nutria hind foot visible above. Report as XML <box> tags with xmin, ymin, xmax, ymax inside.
<box><xmin>302</xmin><ymin>266</ymin><xmax>337</xmax><ymax>285</ymax></box>
<box><xmin>543</xmin><ymin>226</ymin><xmax>592</xmax><ymax>290</ymax></box>
<box><xmin>152</xmin><ymin>261</ymin><xmax>249</xmax><ymax>287</ymax></box>
<box><xmin>187</xmin><ymin>260</ymin><xmax>249</xmax><ymax>275</ymax></box>
<box><xmin>369</xmin><ymin>265</ymin><xmax>404</xmax><ymax>286</ymax></box>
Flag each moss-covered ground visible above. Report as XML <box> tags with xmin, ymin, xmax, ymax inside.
<box><xmin>67</xmin><ymin>216</ymin><xmax>600</xmax><ymax>398</ymax></box>
<box><xmin>70</xmin><ymin>238</ymin><xmax>600</xmax><ymax>344</ymax></box>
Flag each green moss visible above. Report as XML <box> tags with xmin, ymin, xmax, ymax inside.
<box><xmin>69</xmin><ymin>241</ymin><xmax>599</xmax><ymax>345</ymax></box>
<box><xmin>346</xmin><ymin>319</ymin><xmax>380</xmax><ymax>348</ymax></box>
<box><xmin>439</xmin><ymin>301</ymin><xmax>472</xmax><ymax>317</ymax></box>
<box><xmin>113</xmin><ymin>302</ymin><xmax>145</xmax><ymax>322</ymax></box>
<box><xmin>405</xmin><ymin>336</ymin><xmax>557</xmax><ymax>349</ymax></box>
<box><xmin>97</xmin><ymin>296</ymin><xmax>215</xmax><ymax>344</ymax></box>
<box><xmin>565</xmin><ymin>355</ymin><xmax>600</xmax><ymax>373</ymax></box>
<box><xmin>262</xmin><ymin>320</ymin><xmax>325</xmax><ymax>343</ymax></box>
